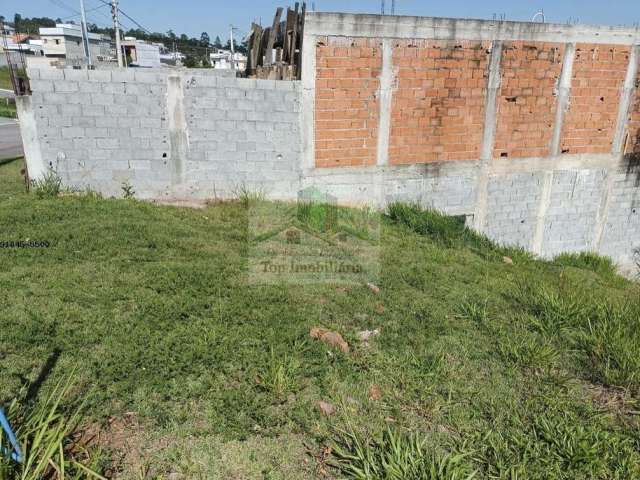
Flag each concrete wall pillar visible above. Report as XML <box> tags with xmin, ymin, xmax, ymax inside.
<box><xmin>15</xmin><ymin>96</ymin><xmax>47</xmax><ymax>181</ymax></box>
<box><xmin>473</xmin><ymin>40</ymin><xmax>503</xmax><ymax>231</ymax></box>
<box><xmin>167</xmin><ymin>74</ymin><xmax>187</xmax><ymax>186</ymax></box>
<box><xmin>301</xmin><ymin>32</ymin><xmax>317</xmax><ymax>172</ymax></box>
<box><xmin>376</xmin><ymin>39</ymin><xmax>394</xmax><ymax>167</ymax></box>
<box><xmin>593</xmin><ymin>45</ymin><xmax>640</xmax><ymax>251</ymax></box>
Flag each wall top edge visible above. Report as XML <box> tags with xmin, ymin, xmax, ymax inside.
<box><xmin>305</xmin><ymin>12</ymin><xmax>640</xmax><ymax>45</ymax></box>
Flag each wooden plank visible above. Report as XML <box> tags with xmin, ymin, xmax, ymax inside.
<box><xmin>264</xmin><ymin>7</ymin><xmax>283</xmax><ymax>67</ymax></box>
<box><xmin>258</xmin><ymin>27</ymin><xmax>270</xmax><ymax>67</ymax></box>
<box><xmin>296</xmin><ymin>2</ymin><xmax>306</xmax><ymax>79</ymax></box>
<box><xmin>284</xmin><ymin>8</ymin><xmax>295</xmax><ymax>62</ymax></box>
<box><xmin>248</xmin><ymin>23</ymin><xmax>263</xmax><ymax>74</ymax></box>
<box><xmin>290</xmin><ymin>3</ymin><xmax>300</xmax><ymax>67</ymax></box>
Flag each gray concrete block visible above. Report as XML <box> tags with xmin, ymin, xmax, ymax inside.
<box><xmin>39</xmin><ymin>68</ymin><xmax>64</xmax><ymax>80</ymax></box>
<box><xmin>63</xmin><ymin>69</ymin><xmax>89</xmax><ymax>81</ymax></box>
<box><xmin>97</xmin><ymin>138</ymin><xmax>119</xmax><ymax>149</ymax></box>
<box><xmin>82</xmin><ymin>104</ymin><xmax>105</xmax><ymax>117</ymax></box>
<box><xmin>30</xmin><ymin>80</ymin><xmax>54</xmax><ymax>93</ymax></box>
<box><xmin>87</xmin><ymin>70</ymin><xmax>112</xmax><ymax>82</ymax></box>
<box><xmin>91</xmin><ymin>93</ymin><xmax>116</xmax><ymax>105</ymax></box>
<box><xmin>78</xmin><ymin>82</ymin><xmax>103</xmax><ymax>93</ymax></box>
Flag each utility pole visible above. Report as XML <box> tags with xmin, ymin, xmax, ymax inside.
<box><xmin>391</xmin><ymin>0</ymin><xmax>395</xmax><ymax>15</ymax></box>
<box><xmin>79</xmin><ymin>0</ymin><xmax>93</xmax><ymax>67</ymax></box>
<box><xmin>229</xmin><ymin>25</ymin><xmax>235</xmax><ymax>70</ymax></box>
<box><xmin>381</xmin><ymin>0</ymin><xmax>385</xmax><ymax>15</ymax></box>
<box><xmin>111</xmin><ymin>0</ymin><xmax>123</xmax><ymax>67</ymax></box>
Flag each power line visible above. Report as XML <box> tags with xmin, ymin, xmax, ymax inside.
<box><xmin>95</xmin><ymin>0</ymin><xmax>151</xmax><ymax>33</ymax></box>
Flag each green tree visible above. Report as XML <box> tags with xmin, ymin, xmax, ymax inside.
<box><xmin>183</xmin><ymin>54</ymin><xmax>198</xmax><ymax>68</ymax></box>
<box><xmin>200</xmin><ymin>31</ymin><xmax>210</xmax><ymax>46</ymax></box>
<box><xmin>214</xmin><ymin>35</ymin><xmax>222</xmax><ymax>49</ymax></box>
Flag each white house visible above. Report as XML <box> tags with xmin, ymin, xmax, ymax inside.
<box><xmin>122</xmin><ymin>38</ymin><xmax>161</xmax><ymax>68</ymax></box>
<box><xmin>209</xmin><ymin>49</ymin><xmax>247</xmax><ymax>70</ymax></box>
<box><xmin>39</xmin><ymin>24</ymin><xmax>110</xmax><ymax>62</ymax></box>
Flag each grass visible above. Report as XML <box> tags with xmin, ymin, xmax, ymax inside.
<box><xmin>1</xmin><ymin>158</ymin><xmax>640</xmax><ymax>478</ymax></box>
<box><xmin>0</xmin><ymin>67</ymin><xmax>17</xmax><ymax>118</ymax></box>
<box><xmin>0</xmin><ymin>67</ymin><xmax>13</xmax><ymax>90</ymax></box>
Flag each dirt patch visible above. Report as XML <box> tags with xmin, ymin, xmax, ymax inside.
<box><xmin>76</xmin><ymin>413</ymin><xmax>169</xmax><ymax>479</ymax></box>
<box><xmin>585</xmin><ymin>384</ymin><xmax>640</xmax><ymax>417</ymax></box>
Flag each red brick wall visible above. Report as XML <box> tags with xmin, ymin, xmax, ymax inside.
<box><xmin>626</xmin><ymin>66</ymin><xmax>640</xmax><ymax>156</ymax></box>
<box><xmin>315</xmin><ymin>36</ymin><xmax>382</xmax><ymax>167</ymax></box>
<box><xmin>494</xmin><ymin>42</ymin><xmax>565</xmax><ymax>159</ymax></box>
<box><xmin>561</xmin><ymin>44</ymin><xmax>631</xmax><ymax>154</ymax></box>
<box><xmin>388</xmin><ymin>40</ymin><xmax>490</xmax><ymax>164</ymax></box>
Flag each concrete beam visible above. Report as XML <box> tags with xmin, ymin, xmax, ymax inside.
<box><xmin>593</xmin><ymin>45</ymin><xmax>640</xmax><ymax>252</ymax></box>
<box><xmin>532</xmin><ymin>171</ymin><xmax>554</xmax><ymax>255</ymax></box>
<box><xmin>473</xmin><ymin>40</ymin><xmax>503</xmax><ymax>232</ymax></box>
<box><xmin>15</xmin><ymin>96</ymin><xmax>46</xmax><ymax>181</ymax></box>
<box><xmin>550</xmin><ymin>43</ymin><xmax>576</xmax><ymax>156</ymax></box>
<box><xmin>612</xmin><ymin>45</ymin><xmax>640</xmax><ymax>154</ymax></box>
<box><xmin>376</xmin><ymin>39</ymin><xmax>393</xmax><ymax>167</ymax></box>
<box><xmin>167</xmin><ymin>74</ymin><xmax>187</xmax><ymax>186</ymax></box>
<box><xmin>301</xmin><ymin>32</ymin><xmax>317</xmax><ymax>172</ymax></box>
<box><xmin>305</xmin><ymin>12</ymin><xmax>640</xmax><ymax>46</ymax></box>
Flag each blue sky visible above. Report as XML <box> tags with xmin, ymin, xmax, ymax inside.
<box><xmin>2</xmin><ymin>1</ymin><xmax>640</xmax><ymax>40</ymax></box>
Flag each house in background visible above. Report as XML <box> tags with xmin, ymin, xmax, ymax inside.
<box><xmin>0</xmin><ymin>22</ymin><xmax>15</xmax><ymax>36</ymax></box>
<box><xmin>122</xmin><ymin>38</ymin><xmax>161</xmax><ymax>68</ymax></box>
<box><xmin>210</xmin><ymin>50</ymin><xmax>247</xmax><ymax>70</ymax></box>
<box><xmin>39</xmin><ymin>24</ymin><xmax>110</xmax><ymax>63</ymax></box>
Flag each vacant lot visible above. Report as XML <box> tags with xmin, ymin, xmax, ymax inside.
<box><xmin>1</xmin><ymin>158</ymin><xmax>639</xmax><ymax>479</ymax></box>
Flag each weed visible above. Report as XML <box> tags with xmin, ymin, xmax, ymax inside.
<box><xmin>497</xmin><ymin>334</ymin><xmax>559</xmax><ymax>371</ymax></box>
<box><xmin>331</xmin><ymin>427</ymin><xmax>476</xmax><ymax>480</ymax></box>
<box><xmin>577</xmin><ymin>303</ymin><xmax>640</xmax><ymax>393</ymax></box>
<box><xmin>455</xmin><ymin>299</ymin><xmax>489</xmax><ymax>326</ymax></box>
<box><xmin>0</xmin><ymin>375</ymin><xmax>104</xmax><ymax>480</ymax></box>
<box><xmin>232</xmin><ymin>185</ymin><xmax>265</xmax><ymax>207</ymax></box>
<box><xmin>256</xmin><ymin>348</ymin><xmax>300</xmax><ymax>399</ymax></box>
<box><xmin>554</xmin><ymin>252</ymin><xmax>618</xmax><ymax>278</ymax></box>
<box><xmin>512</xmin><ymin>282</ymin><xmax>586</xmax><ymax>336</ymax></box>
<box><xmin>121</xmin><ymin>181</ymin><xmax>135</xmax><ymax>199</ymax></box>
<box><xmin>31</xmin><ymin>171</ymin><xmax>62</xmax><ymax>199</ymax></box>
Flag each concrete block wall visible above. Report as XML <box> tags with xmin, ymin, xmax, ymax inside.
<box><xmin>17</xmin><ymin>13</ymin><xmax>640</xmax><ymax>271</ymax></box>
<box><xmin>22</xmin><ymin>68</ymin><xmax>301</xmax><ymax>200</ymax></box>
<box><xmin>302</xmin><ymin>13</ymin><xmax>640</xmax><ymax>269</ymax></box>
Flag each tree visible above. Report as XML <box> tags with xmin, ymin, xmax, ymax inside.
<box><xmin>200</xmin><ymin>32</ymin><xmax>210</xmax><ymax>46</ymax></box>
<box><xmin>214</xmin><ymin>35</ymin><xmax>222</xmax><ymax>49</ymax></box>
<box><xmin>13</xmin><ymin>14</ymin><xmax>21</xmax><ymax>30</ymax></box>
<box><xmin>183</xmin><ymin>54</ymin><xmax>198</xmax><ymax>68</ymax></box>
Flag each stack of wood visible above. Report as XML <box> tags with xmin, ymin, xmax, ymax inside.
<box><xmin>245</xmin><ymin>2</ymin><xmax>306</xmax><ymax>80</ymax></box>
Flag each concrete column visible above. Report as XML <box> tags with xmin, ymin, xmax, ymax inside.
<box><xmin>532</xmin><ymin>171</ymin><xmax>554</xmax><ymax>255</ymax></box>
<box><xmin>301</xmin><ymin>33</ymin><xmax>317</xmax><ymax>171</ymax></box>
<box><xmin>593</xmin><ymin>45</ymin><xmax>640</xmax><ymax>251</ymax></box>
<box><xmin>15</xmin><ymin>96</ymin><xmax>47</xmax><ymax>181</ymax></box>
<box><xmin>530</xmin><ymin>43</ymin><xmax>576</xmax><ymax>256</ymax></box>
<box><xmin>612</xmin><ymin>45</ymin><xmax>640</xmax><ymax>155</ymax></box>
<box><xmin>376</xmin><ymin>39</ymin><xmax>394</xmax><ymax>167</ymax></box>
<box><xmin>473</xmin><ymin>40</ymin><xmax>503</xmax><ymax>232</ymax></box>
<box><xmin>550</xmin><ymin>43</ymin><xmax>576</xmax><ymax>156</ymax></box>
<box><xmin>167</xmin><ymin>74</ymin><xmax>187</xmax><ymax>186</ymax></box>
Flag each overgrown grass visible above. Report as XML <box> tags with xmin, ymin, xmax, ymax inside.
<box><xmin>0</xmin><ymin>67</ymin><xmax>13</xmax><ymax>90</ymax></box>
<box><xmin>1</xmin><ymin>160</ymin><xmax>640</xmax><ymax>478</ymax></box>
<box><xmin>0</xmin><ymin>100</ymin><xmax>16</xmax><ymax>119</ymax></box>
<box><xmin>554</xmin><ymin>251</ymin><xmax>618</xmax><ymax>278</ymax></box>
<box><xmin>331</xmin><ymin>428</ymin><xmax>476</xmax><ymax>480</ymax></box>
<box><xmin>0</xmin><ymin>374</ymin><xmax>105</xmax><ymax>480</ymax></box>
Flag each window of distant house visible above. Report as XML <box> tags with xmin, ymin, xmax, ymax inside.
<box><xmin>55</xmin><ymin>39</ymin><xmax>60</xmax><ymax>45</ymax></box>
<box><xmin>43</xmin><ymin>39</ymin><xmax>48</xmax><ymax>43</ymax></box>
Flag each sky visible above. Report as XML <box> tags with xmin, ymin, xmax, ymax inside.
<box><xmin>2</xmin><ymin>0</ymin><xmax>640</xmax><ymax>41</ymax></box>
